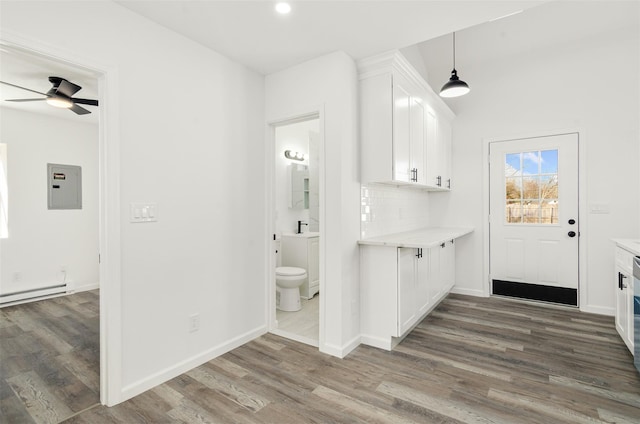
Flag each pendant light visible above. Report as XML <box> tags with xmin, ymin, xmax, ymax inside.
<box><xmin>440</xmin><ymin>32</ymin><xmax>470</xmax><ymax>98</ymax></box>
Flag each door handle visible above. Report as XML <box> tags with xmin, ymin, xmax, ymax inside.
<box><xmin>568</xmin><ymin>231</ymin><xmax>576</xmax><ymax>237</ymax></box>
<box><xmin>568</xmin><ymin>219</ymin><xmax>576</xmax><ymax>225</ymax></box>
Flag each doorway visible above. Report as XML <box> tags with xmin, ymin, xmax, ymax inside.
<box><xmin>268</xmin><ymin>115</ymin><xmax>323</xmax><ymax>347</ymax></box>
<box><xmin>489</xmin><ymin>133</ymin><xmax>580</xmax><ymax>306</ymax></box>
<box><xmin>0</xmin><ymin>41</ymin><xmax>109</xmax><ymax>416</ymax></box>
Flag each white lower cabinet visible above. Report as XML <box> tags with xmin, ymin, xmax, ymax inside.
<box><xmin>614</xmin><ymin>246</ymin><xmax>634</xmax><ymax>353</ymax></box>
<box><xmin>361</xmin><ymin>242</ymin><xmax>455</xmax><ymax>350</ymax></box>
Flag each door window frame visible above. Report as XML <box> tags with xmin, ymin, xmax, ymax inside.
<box><xmin>482</xmin><ymin>129</ymin><xmax>587</xmax><ymax>310</ymax></box>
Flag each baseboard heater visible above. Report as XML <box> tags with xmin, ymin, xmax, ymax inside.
<box><xmin>492</xmin><ymin>280</ymin><xmax>577</xmax><ymax>306</ymax></box>
<box><xmin>0</xmin><ymin>284</ymin><xmax>68</xmax><ymax>306</ymax></box>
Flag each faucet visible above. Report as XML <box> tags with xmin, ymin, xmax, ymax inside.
<box><xmin>297</xmin><ymin>220</ymin><xmax>308</xmax><ymax>234</ymax></box>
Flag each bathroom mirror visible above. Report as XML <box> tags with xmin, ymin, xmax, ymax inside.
<box><xmin>290</xmin><ymin>164</ymin><xmax>309</xmax><ymax>210</ymax></box>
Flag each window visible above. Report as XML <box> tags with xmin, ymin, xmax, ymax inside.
<box><xmin>0</xmin><ymin>144</ymin><xmax>6</xmax><ymax>238</ymax></box>
<box><xmin>505</xmin><ymin>149</ymin><xmax>558</xmax><ymax>224</ymax></box>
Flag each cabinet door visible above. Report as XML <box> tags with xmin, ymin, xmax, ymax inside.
<box><xmin>392</xmin><ymin>75</ymin><xmax>412</xmax><ymax>183</ymax></box>
<box><xmin>416</xmin><ymin>249</ymin><xmax>430</xmax><ymax>315</ymax></box>
<box><xmin>438</xmin><ymin>117</ymin><xmax>452</xmax><ymax>189</ymax></box>
<box><xmin>425</xmin><ymin>109</ymin><xmax>439</xmax><ymax>187</ymax></box>
<box><xmin>308</xmin><ymin>237</ymin><xmax>320</xmax><ymax>289</ymax></box>
<box><xmin>410</xmin><ymin>97</ymin><xmax>426</xmax><ymax>184</ymax></box>
<box><xmin>398</xmin><ymin>247</ymin><xmax>417</xmax><ymax>335</ymax></box>
<box><xmin>442</xmin><ymin>240</ymin><xmax>455</xmax><ymax>292</ymax></box>
<box><xmin>615</xmin><ymin>269</ymin><xmax>630</xmax><ymax>348</ymax></box>
<box><xmin>429</xmin><ymin>245</ymin><xmax>442</xmax><ymax>302</ymax></box>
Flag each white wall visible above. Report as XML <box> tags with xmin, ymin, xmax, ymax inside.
<box><xmin>361</xmin><ymin>184</ymin><xmax>430</xmax><ymax>239</ymax></box>
<box><xmin>428</xmin><ymin>12</ymin><xmax>640</xmax><ymax>312</ymax></box>
<box><xmin>274</xmin><ymin>120</ymin><xmax>319</xmax><ymax>236</ymax></box>
<box><xmin>0</xmin><ymin>108</ymin><xmax>98</xmax><ymax>294</ymax></box>
<box><xmin>1</xmin><ymin>1</ymin><xmax>265</xmax><ymax>404</ymax></box>
<box><xmin>266</xmin><ymin>51</ymin><xmax>360</xmax><ymax>356</ymax></box>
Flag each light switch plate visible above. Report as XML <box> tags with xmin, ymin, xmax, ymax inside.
<box><xmin>130</xmin><ymin>203</ymin><xmax>158</xmax><ymax>223</ymax></box>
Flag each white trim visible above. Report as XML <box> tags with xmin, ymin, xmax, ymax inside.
<box><xmin>482</xmin><ymin>128</ymin><xmax>586</xmax><ymax>307</ymax></box>
<box><xmin>0</xmin><ymin>29</ymin><xmax>122</xmax><ymax>406</ymax></box>
<box><xmin>265</xmin><ymin>107</ymin><xmax>329</xmax><ymax>354</ymax></box>
<box><xmin>121</xmin><ymin>325</ymin><xmax>267</xmax><ymax>402</ymax></box>
<box><xmin>72</xmin><ymin>282</ymin><xmax>100</xmax><ymax>293</ymax></box>
<box><xmin>580</xmin><ymin>305</ymin><xmax>615</xmax><ymax>317</ymax></box>
<box><xmin>360</xmin><ymin>335</ymin><xmax>393</xmax><ymax>351</ymax></box>
<box><xmin>321</xmin><ymin>334</ymin><xmax>362</xmax><ymax>358</ymax></box>
<box><xmin>450</xmin><ymin>286</ymin><xmax>487</xmax><ymax>297</ymax></box>
<box><xmin>270</xmin><ymin>328</ymin><xmax>319</xmax><ymax>347</ymax></box>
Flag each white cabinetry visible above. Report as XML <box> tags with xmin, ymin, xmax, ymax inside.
<box><xmin>358</xmin><ymin>51</ymin><xmax>454</xmax><ymax>190</ymax></box>
<box><xmin>282</xmin><ymin>234</ymin><xmax>319</xmax><ymax>299</ymax></box>
<box><xmin>615</xmin><ymin>245</ymin><xmax>634</xmax><ymax>352</ymax></box>
<box><xmin>360</xmin><ymin>242</ymin><xmax>455</xmax><ymax>350</ymax></box>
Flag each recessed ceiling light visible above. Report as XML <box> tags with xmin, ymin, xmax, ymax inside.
<box><xmin>275</xmin><ymin>2</ymin><xmax>291</xmax><ymax>15</ymax></box>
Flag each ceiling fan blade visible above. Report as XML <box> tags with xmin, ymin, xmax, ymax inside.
<box><xmin>70</xmin><ymin>103</ymin><xmax>91</xmax><ymax>115</ymax></box>
<box><xmin>71</xmin><ymin>97</ymin><xmax>98</xmax><ymax>106</ymax></box>
<box><xmin>5</xmin><ymin>98</ymin><xmax>47</xmax><ymax>102</ymax></box>
<box><xmin>0</xmin><ymin>81</ymin><xmax>48</xmax><ymax>96</ymax></box>
<box><xmin>56</xmin><ymin>79</ymin><xmax>82</xmax><ymax>97</ymax></box>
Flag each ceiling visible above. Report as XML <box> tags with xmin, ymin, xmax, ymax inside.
<box><xmin>115</xmin><ymin>0</ymin><xmax>545</xmax><ymax>75</ymax></box>
<box><xmin>0</xmin><ymin>46</ymin><xmax>100</xmax><ymax>124</ymax></box>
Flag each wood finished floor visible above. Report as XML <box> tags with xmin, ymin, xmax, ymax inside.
<box><xmin>0</xmin><ymin>290</ymin><xmax>100</xmax><ymax>424</ymax></box>
<box><xmin>62</xmin><ymin>293</ymin><xmax>640</xmax><ymax>423</ymax></box>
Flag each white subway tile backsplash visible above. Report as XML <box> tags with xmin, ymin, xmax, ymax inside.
<box><xmin>360</xmin><ymin>183</ymin><xmax>430</xmax><ymax>238</ymax></box>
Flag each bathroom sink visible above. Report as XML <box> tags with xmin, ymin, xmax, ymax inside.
<box><xmin>283</xmin><ymin>232</ymin><xmax>319</xmax><ymax>238</ymax></box>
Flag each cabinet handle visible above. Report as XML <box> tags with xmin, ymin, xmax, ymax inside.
<box><xmin>437</xmin><ymin>176</ymin><xmax>442</xmax><ymax>187</ymax></box>
<box><xmin>447</xmin><ymin>179</ymin><xmax>451</xmax><ymax>189</ymax></box>
<box><xmin>415</xmin><ymin>248</ymin><xmax>423</xmax><ymax>258</ymax></box>
<box><xmin>618</xmin><ymin>272</ymin><xmax>622</xmax><ymax>289</ymax></box>
<box><xmin>410</xmin><ymin>168</ymin><xmax>418</xmax><ymax>182</ymax></box>
<box><xmin>440</xmin><ymin>243</ymin><xmax>445</xmax><ymax>248</ymax></box>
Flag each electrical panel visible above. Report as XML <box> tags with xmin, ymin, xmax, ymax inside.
<box><xmin>47</xmin><ymin>163</ymin><xmax>82</xmax><ymax>210</ymax></box>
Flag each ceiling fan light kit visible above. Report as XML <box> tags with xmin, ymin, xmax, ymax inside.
<box><xmin>0</xmin><ymin>76</ymin><xmax>98</xmax><ymax>115</ymax></box>
<box><xmin>440</xmin><ymin>32</ymin><xmax>470</xmax><ymax>98</ymax></box>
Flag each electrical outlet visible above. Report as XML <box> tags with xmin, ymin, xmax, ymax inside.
<box><xmin>188</xmin><ymin>314</ymin><xmax>200</xmax><ymax>333</ymax></box>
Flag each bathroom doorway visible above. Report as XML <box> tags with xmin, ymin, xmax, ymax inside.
<box><xmin>269</xmin><ymin>115</ymin><xmax>322</xmax><ymax>347</ymax></box>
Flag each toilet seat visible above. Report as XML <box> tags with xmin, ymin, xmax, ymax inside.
<box><xmin>276</xmin><ymin>266</ymin><xmax>306</xmax><ymax>277</ymax></box>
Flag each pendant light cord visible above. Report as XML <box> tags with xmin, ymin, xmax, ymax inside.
<box><xmin>453</xmin><ymin>32</ymin><xmax>456</xmax><ymax>70</ymax></box>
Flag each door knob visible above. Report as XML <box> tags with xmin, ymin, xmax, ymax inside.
<box><xmin>568</xmin><ymin>219</ymin><xmax>576</xmax><ymax>225</ymax></box>
<box><xmin>568</xmin><ymin>231</ymin><xmax>576</xmax><ymax>237</ymax></box>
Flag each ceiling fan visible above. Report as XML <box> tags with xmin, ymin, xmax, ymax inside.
<box><xmin>0</xmin><ymin>76</ymin><xmax>98</xmax><ymax>115</ymax></box>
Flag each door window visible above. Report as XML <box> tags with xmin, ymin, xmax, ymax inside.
<box><xmin>505</xmin><ymin>149</ymin><xmax>558</xmax><ymax>224</ymax></box>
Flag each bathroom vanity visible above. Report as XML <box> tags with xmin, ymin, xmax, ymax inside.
<box><xmin>359</xmin><ymin>227</ymin><xmax>473</xmax><ymax>350</ymax></box>
<box><xmin>281</xmin><ymin>232</ymin><xmax>320</xmax><ymax>299</ymax></box>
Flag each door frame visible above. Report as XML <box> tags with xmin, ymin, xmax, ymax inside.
<box><xmin>0</xmin><ymin>30</ymin><xmax>122</xmax><ymax>405</ymax></box>
<box><xmin>482</xmin><ymin>128</ymin><xmax>588</xmax><ymax>310</ymax></box>
<box><xmin>265</xmin><ymin>106</ymin><xmax>326</xmax><ymax>349</ymax></box>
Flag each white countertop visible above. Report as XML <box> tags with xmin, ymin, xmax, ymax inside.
<box><xmin>282</xmin><ymin>232</ymin><xmax>320</xmax><ymax>238</ymax></box>
<box><xmin>359</xmin><ymin>227</ymin><xmax>474</xmax><ymax>249</ymax></box>
<box><xmin>613</xmin><ymin>239</ymin><xmax>640</xmax><ymax>256</ymax></box>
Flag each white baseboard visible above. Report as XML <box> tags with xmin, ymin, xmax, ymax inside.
<box><xmin>72</xmin><ymin>282</ymin><xmax>100</xmax><ymax>293</ymax></box>
<box><xmin>359</xmin><ymin>334</ymin><xmax>392</xmax><ymax>351</ymax></box>
<box><xmin>120</xmin><ymin>325</ymin><xmax>267</xmax><ymax>403</ymax></box>
<box><xmin>580</xmin><ymin>304</ymin><xmax>615</xmax><ymax>316</ymax></box>
<box><xmin>270</xmin><ymin>329</ymin><xmax>319</xmax><ymax>347</ymax></box>
<box><xmin>320</xmin><ymin>334</ymin><xmax>361</xmax><ymax>358</ymax></box>
<box><xmin>450</xmin><ymin>286</ymin><xmax>488</xmax><ymax>297</ymax></box>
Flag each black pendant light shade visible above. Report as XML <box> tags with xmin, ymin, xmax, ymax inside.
<box><xmin>440</xmin><ymin>32</ymin><xmax>470</xmax><ymax>98</ymax></box>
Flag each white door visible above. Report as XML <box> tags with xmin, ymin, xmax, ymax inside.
<box><xmin>489</xmin><ymin>133</ymin><xmax>579</xmax><ymax>305</ymax></box>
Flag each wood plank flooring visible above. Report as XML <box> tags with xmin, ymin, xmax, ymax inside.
<box><xmin>64</xmin><ymin>294</ymin><xmax>640</xmax><ymax>423</ymax></box>
<box><xmin>0</xmin><ymin>290</ymin><xmax>100</xmax><ymax>424</ymax></box>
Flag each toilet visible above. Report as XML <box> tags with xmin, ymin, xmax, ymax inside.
<box><xmin>276</xmin><ymin>266</ymin><xmax>307</xmax><ymax>312</ymax></box>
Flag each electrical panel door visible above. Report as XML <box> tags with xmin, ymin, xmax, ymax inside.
<box><xmin>47</xmin><ymin>163</ymin><xmax>82</xmax><ymax>210</ymax></box>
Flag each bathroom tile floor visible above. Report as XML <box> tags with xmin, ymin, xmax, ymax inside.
<box><xmin>276</xmin><ymin>294</ymin><xmax>319</xmax><ymax>342</ymax></box>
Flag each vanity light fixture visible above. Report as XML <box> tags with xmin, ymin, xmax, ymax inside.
<box><xmin>275</xmin><ymin>2</ymin><xmax>291</xmax><ymax>14</ymax></box>
<box><xmin>440</xmin><ymin>32</ymin><xmax>470</xmax><ymax>98</ymax></box>
<box><xmin>284</xmin><ymin>150</ymin><xmax>305</xmax><ymax>161</ymax></box>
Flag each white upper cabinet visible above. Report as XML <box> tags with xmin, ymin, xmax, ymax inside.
<box><xmin>358</xmin><ymin>51</ymin><xmax>455</xmax><ymax>190</ymax></box>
